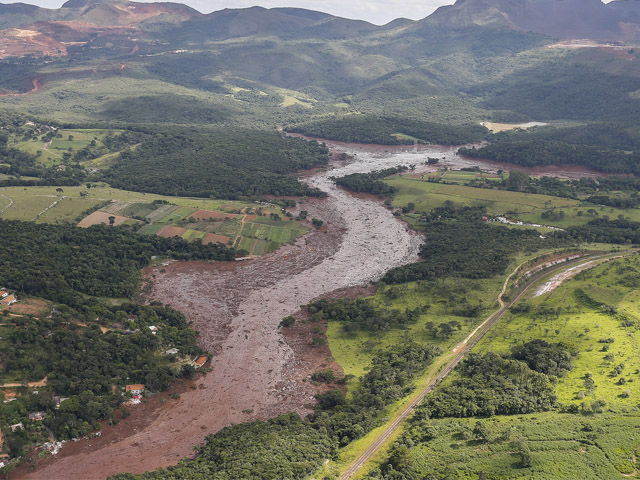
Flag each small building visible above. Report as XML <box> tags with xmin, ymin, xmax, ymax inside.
<box><xmin>165</xmin><ymin>348</ymin><xmax>179</xmax><ymax>355</ymax></box>
<box><xmin>147</xmin><ymin>326</ymin><xmax>158</xmax><ymax>335</ymax></box>
<box><xmin>125</xmin><ymin>384</ymin><xmax>144</xmax><ymax>395</ymax></box>
<box><xmin>192</xmin><ymin>355</ymin><xmax>208</xmax><ymax>368</ymax></box>
<box><xmin>53</xmin><ymin>396</ymin><xmax>70</xmax><ymax>409</ymax></box>
<box><xmin>124</xmin><ymin>384</ymin><xmax>145</xmax><ymax>405</ymax></box>
<box><xmin>28</xmin><ymin>412</ymin><xmax>47</xmax><ymax>421</ymax></box>
<box><xmin>0</xmin><ymin>294</ymin><xmax>16</xmax><ymax>306</ymax></box>
<box><xmin>10</xmin><ymin>423</ymin><xmax>24</xmax><ymax>432</ymax></box>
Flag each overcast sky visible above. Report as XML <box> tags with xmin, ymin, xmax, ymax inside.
<box><xmin>17</xmin><ymin>0</ymin><xmax>456</xmax><ymax>24</ymax></box>
<box><xmin>17</xmin><ymin>0</ymin><xmax>618</xmax><ymax>25</ymax></box>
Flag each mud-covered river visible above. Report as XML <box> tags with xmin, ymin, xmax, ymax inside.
<box><xmin>21</xmin><ymin>141</ymin><xmax>604</xmax><ymax>479</ymax></box>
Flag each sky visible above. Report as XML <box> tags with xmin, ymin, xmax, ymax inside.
<box><xmin>16</xmin><ymin>0</ymin><xmax>618</xmax><ymax>25</ymax></box>
<box><xmin>15</xmin><ymin>0</ymin><xmax>457</xmax><ymax>25</ymax></box>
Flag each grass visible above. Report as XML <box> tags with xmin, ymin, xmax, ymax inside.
<box><xmin>12</xmin><ymin>128</ymin><xmax>122</xmax><ymax>168</ymax></box>
<box><xmin>0</xmin><ymin>185</ymin><xmax>254</xmax><ymax>223</ymax></box>
<box><xmin>476</xmin><ymin>255</ymin><xmax>640</xmax><ymax>409</ymax></box>
<box><xmin>383</xmin><ymin>411</ymin><xmax>640</xmax><ymax>479</ymax></box>
<box><xmin>386</xmin><ymin>176</ymin><xmax>579</xmax><ymax>219</ymax></box>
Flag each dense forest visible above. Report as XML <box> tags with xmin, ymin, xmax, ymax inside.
<box><xmin>103</xmin><ymin>129</ymin><xmax>329</xmax><ymax>199</ymax></box>
<box><xmin>382</xmin><ymin>204</ymin><xmax>555</xmax><ymax>284</ymax></box>
<box><xmin>418</xmin><ymin>351</ymin><xmax>560</xmax><ymax>419</ymax></box>
<box><xmin>0</xmin><ymin>220</ymin><xmax>235</xmax><ymax>305</ymax></box>
<box><xmin>459</xmin><ymin>124</ymin><xmax>640</xmax><ymax>174</ymax></box>
<box><xmin>333</xmin><ymin>166</ymin><xmax>407</xmax><ymax>195</ymax></box>
<box><xmin>286</xmin><ymin>115</ymin><xmax>488</xmax><ymax>146</ymax></box>
<box><xmin>112</xmin><ymin>343</ymin><xmax>440</xmax><ymax>479</ymax></box>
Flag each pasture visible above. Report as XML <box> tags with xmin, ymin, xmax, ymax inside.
<box><xmin>13</xmin><ymin>128</ymin><xmax>122</xmax><ymax>168</ymax></box>
<box><xmin>476</xmin><ymin>255</ymin><xmax>640</xmax><ymax>409</ymax></box>
<box><xmin>387</xmin><ymin>176</ymin><xmax>579</xmax><ymax>218</ymax></box>
<box><xmin>388</xmin><ymin>411</ymin><xmax>640</xmax><ymax>479</ymax></box>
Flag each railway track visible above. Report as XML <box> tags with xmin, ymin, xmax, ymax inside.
<box><xmin>338</xmin><ymin>250</ymin><xmax>628</xmax><ymax>480</ymax></box>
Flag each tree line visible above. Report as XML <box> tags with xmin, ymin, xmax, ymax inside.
<box><xmin>0</xmin><ymin>220</ymin><xmax>236</xmax><ymax>306</ymax></box>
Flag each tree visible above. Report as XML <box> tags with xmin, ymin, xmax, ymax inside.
<box><xmin>473</xmin><ymin>421</ymin><xmax>490</xmax><ymax>443</ymax></box>
<box><xmin>108</xmin><ymin>216</ymin><xmax>116</xmax><ymax>226</ymax></box>
<box><xmin>518</xmin><ymin>438</ymin><xmax>532</xmax><ymax>467</ymax></box>
<box><xmin>56</xmin><ymin>187</ymin><xmax>64</xmax><ymax>195</ymax></box>
<box><xmin>506</xmin><ymin>170</ymin><xmax>529</xmax><ymax>191</ymax></box>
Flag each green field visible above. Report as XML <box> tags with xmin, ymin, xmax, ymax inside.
<box><xmin>387</xmin><ymin>176</ymin><xmax>579</xmax><ymax>217</ymax></box>
<box><xmin>13</xmin><ymin>128</ymin><xmax>124</xmax><ymax>168</ymax></box>
<box><xmin>383</xmin><ymin>411</ymin><xmax>640</xmax><ymax>479</ymax></box>
<box><xmin>477</xmin><ymin>255</ymin><xmax>640</xmax><ymax>408</ymax></box>
<box><xmin>327</xmin><ymin>277</ymin><xmax>503</xmax><ymax>389</ymax></box>
<box><xmin>0</xmin><ymin>183</ymin><xmax>311</xmax><ymax>255</ymax></box>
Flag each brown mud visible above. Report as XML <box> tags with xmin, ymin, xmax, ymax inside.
<box><xmin>19</xmin><ymin>141</ymin><xmax>421</xmax><ymax>480</ymax></box>
<box><xmin>287</xmin><ymin>132</ymin><xmax>610</xmax><ymax>179</ymax></box>
<box><xmin>18</xmin><ymin>138</ymin><xmax>607</xmax><ymax>479</ymax></box>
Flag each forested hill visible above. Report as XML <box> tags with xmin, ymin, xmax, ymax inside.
<box><xmin>286</xmin><ymin>116</ymin><xmax>489</xmax><ymax>146</ymax></box>
<box><xmin>460</xmin><ymin>124</ymin><xmax>640</xmax><ymax>174</ymax></box>
<box><xmin>103</xmin><ymin>129</ymin><xmax>329</xmax><ymax>199</ymax></box>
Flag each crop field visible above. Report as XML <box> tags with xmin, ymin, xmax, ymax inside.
<box><xmin>0</xmin><ymin>187</ymin><xmax>106</xmax><ymax>223</ymax></box>
<box><xmin>0</xmin><ymin>185</ymin><xmax>253</xmax><ymax>222</ymax></box>
<box><xmin>77</xmin><ymin>211</ymin><xmax>135</xmax><ymax>227</ymax></box>
<box><xmin>392</xmin><ymin>411</ymin><xmax>640</xmax><ymax>479</ymax></box>
<box><xmin>475</xmin><ymin>255</ymin><xmax>640</xmax><ymax>409</ymax></box>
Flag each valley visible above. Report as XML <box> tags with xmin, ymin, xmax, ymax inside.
<box><xmin>1</xmin><ymin>0</ymin><xmax>640</xmax><ymax>479</ymax></box>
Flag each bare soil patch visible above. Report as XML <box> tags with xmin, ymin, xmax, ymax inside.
<box><xmin>77</xmin><ymin>211</ymin><xmax>129</xmax><ymax>227</ymax></box>
<box><xmin>0</xmin><ymin>298</ymin><xmax>50</xmax><ymax>316</ymax></box>
<box><xmin>202</xmin><ymin>232</ymin><xmax>231</xmax><ymax>245</ymax></box>
<box><xmin>155</xmin><ymin>225</ymin><xmax>187</xmax><ymax>238</ymax></box>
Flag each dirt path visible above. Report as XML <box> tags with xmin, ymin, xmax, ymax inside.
<box><xmin>31</xmin><ymin>196</ymin><xmax>64</xmax><ymax>221</ymax></box>
<box><xmin>232</xmin><ymin>214</ymin><xmax>248</xmax><ymax>247</ymax></box>
<box><xmin>0</xmin><ymin>193</ymin><xmax>13</xmax><ymax>214</ymax></box>
<box><xmin>338</xmin><ymin>251</ymin><xmax>628</xmax><ymax>480</ymax></box>
<box><xmin>20</xmin><ymin>141</ymin><xmax>423</xmax><ymax>480</ymax></box>
<box><xmin>1</xmin><ymin>377</ymin><xmax>47</xmax><ymax>389</ymax></box>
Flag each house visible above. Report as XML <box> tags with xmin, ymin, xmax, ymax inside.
<box><xmin>165</xmin><ymin>348</ymin><xmax>179</xmax><ymax>355</ymax></box>
<box><xmin>125</xmin><ymin>384</ymin><xmax>144</xmax><ymax>395</ymax></box>
<box><xmin>0</xmin><ymin>290</ymin><xmax>7</xmax><ymax>298</ymax></box>
<box><xmin>28</xmin><ymin>412</ymin><xmax>47</xmax><ymax>421</ymax></box>
<box><xmin>147</xmin><ymin>325</ymin><xmax>158</xmax><ymax>335</ymax></box>
<box><xmin>0</xmin><ymin>294</ymin><xmax>16</xmax><ymax>306</ymax></box>
<box><xmin>10</xmin><ymin>423</ymin><xmax>23</xmax><ymax>432</ymax></box>
<box><xmin>124</xmin><ymin>384</ymin><xmax>144</xmax><ymax>406</ymax></box>
<box><xmin>193</xmin><ymin>355</ymin><xmax>208</xmax><ymax>368</ymax></box>
<box><xmin>53</xmin><ymin>396</ymin><xmax>70</xmax><ymax>409</ymax></box>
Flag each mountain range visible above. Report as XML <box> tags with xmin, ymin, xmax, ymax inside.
<box><xmin>0</xmin><ymin>0</ymin><xmax>639</xmax><ymax>61</ymax></box>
